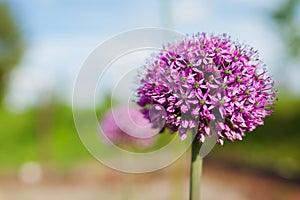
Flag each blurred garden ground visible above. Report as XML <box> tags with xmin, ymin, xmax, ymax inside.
<box><xmin>1</xmin><ymin>0</ymin><xmax>300</xmax><ymax>199</ymax></box>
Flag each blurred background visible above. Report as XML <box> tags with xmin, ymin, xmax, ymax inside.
<box><xmin>0</xmin><ymin>0</ymin><xmax>300</xmax><ymax>199</ymax></box>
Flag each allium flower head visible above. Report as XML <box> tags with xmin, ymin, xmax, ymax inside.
<box><xmin>100</xmin><ymin>106</ymin><xmax>157</xmax><ymax>148</ymax></box>
<box><xmin>136</xmin><ymin>33</ymin><xmax>276</xmax><ymax>145</ymax></box>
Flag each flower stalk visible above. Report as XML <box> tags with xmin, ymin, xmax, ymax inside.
<box><xmin>189</xmin><ymin>138</ymin><xmax>202</xmax><ymax>200</ymax></box>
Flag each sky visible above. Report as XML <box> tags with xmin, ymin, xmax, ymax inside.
<box><xmin>4</xmin><ymin>0</ymin><xmax>298</xmax><ymax>111</ymax></box>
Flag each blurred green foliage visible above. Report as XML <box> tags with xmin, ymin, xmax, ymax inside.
<box><xmin>272</xmin><ymin>0</ymin><xmax>300</xmax><ymax>58</ymax></box>
<box><xmin>0</xmin><ymin>104</ymin><xmax>89</xmax><ymax>172</ymax></box>
<box><xmin>0</xmin><ymin>107</ymin><xmax>37</xmax><ymax>170</ymax></box>
<box><xmin>0</xmin><ymin>3</ymin><xmax>23</xmax><ymax>104</ymax></box>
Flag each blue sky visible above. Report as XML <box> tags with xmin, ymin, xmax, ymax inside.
<box><xmin>5</xmin><ymin>0</ymin><xmax>298</xmax><ymax>110</ymax></box>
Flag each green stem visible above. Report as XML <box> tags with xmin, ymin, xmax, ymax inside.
<box><xmin>189</xmin><ymin>138</ymin><xmax>202</xmax><ymax>200</ymax></box>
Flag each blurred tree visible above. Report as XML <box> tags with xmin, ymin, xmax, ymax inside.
<box><xmin>272</xmin><ymin>0</ymin><xmax>300</xmax><ymax>58</ymax></box>
<box><xmin>0</xmin><ymin>3</ymin><xmax>23</xmax><ymax>104</ymax></box>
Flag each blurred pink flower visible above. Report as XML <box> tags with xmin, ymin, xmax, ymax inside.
<box><xmin>100</xmin><ymin>106</ymin><xmax>157</xmax><ymax>148</ymax></box>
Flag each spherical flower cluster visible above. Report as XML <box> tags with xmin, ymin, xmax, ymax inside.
<box><xmin>136</xmin><ymin>33</ymin><xmax>276</xmax><ymax>145</ymax></box>
<box><xmin>100</xmin><ymin>106</ymin><xmax>157</xmax><ymax>148</ymax></box>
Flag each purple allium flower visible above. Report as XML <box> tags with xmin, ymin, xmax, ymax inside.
<box><xmin>136</xmin><ymin>33</ymin><xmax>276</xmax><ymax>145</ymax></box>
<box><xmin>100</xmin><ymin>106</ymin><xmax>157</xmax><ymax>148</ymax></box>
